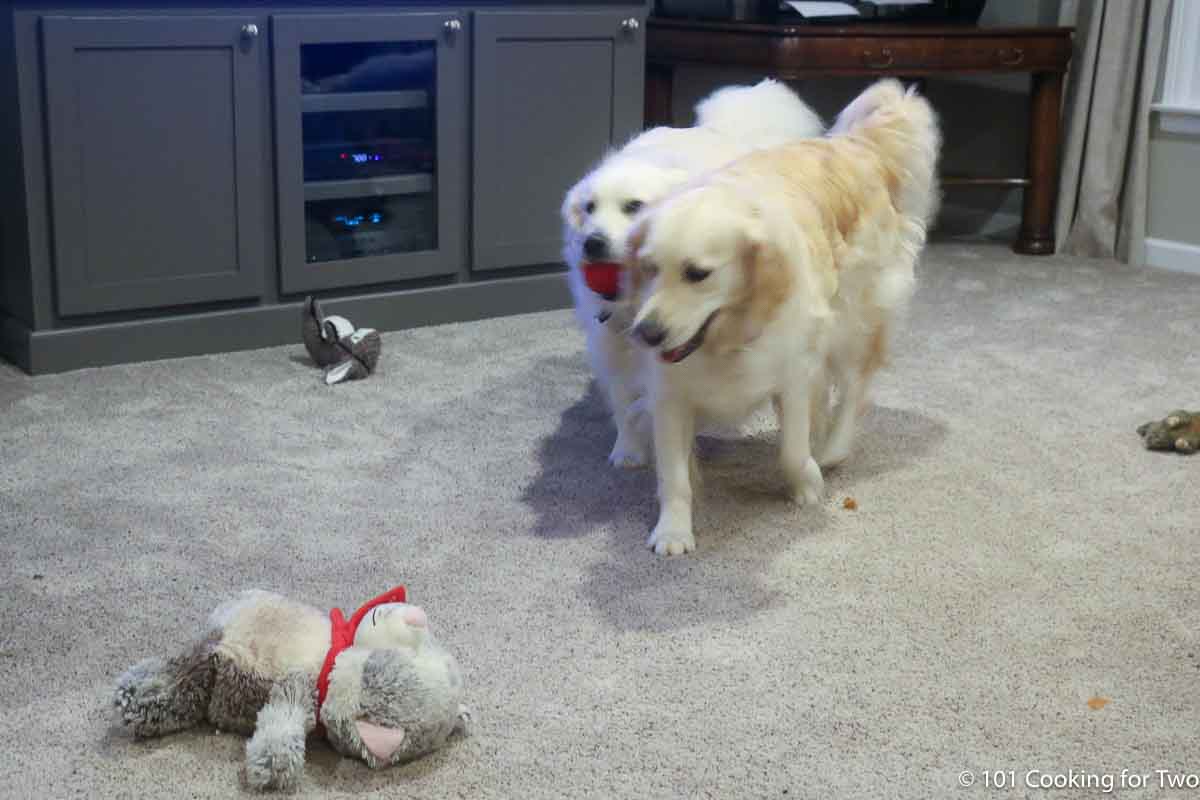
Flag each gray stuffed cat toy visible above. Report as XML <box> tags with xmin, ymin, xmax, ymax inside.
<box><xmin>113</xmin><ymin>586</ymin><xmax>469</xmax><ymax>791</ymax></box>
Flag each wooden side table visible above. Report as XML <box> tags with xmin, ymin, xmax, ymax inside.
<box><xmin>645</xmin><ymin>18</ymin><xmax>1073</xmax><ymax>255</ymax></box>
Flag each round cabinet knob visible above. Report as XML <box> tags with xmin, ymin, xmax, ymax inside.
<box><xmin>621</xmin><ymin>17</ymin><xmax>640</xmax><ymax>33</ymax></box>
<box><xmin>444</xmin><ymin>19</ymin><xmax>463</xmax><ymax>33</ymax></box>
<box><xmin>241</xmin><ymin>23</ymin><xmax>259</xmax><ymax>39</ymax></box>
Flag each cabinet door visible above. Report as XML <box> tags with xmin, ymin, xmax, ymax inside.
<box><xmin>273</xmin><ymin>13</ymin><xmax>467</xmax><ymax>294</ymax></box>
<box><xmin>472</xmin><ymin>10</ymin><xmax>645</xmax><ymax>272</ymax></box>
<box><xmin>42</xmin><ymin>16</ymin><xmax>267</xmax><ymax>316</ymax></box>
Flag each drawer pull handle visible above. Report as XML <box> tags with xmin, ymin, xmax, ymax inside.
<box><xmin>240</xmin><ymin>23</ymin><xmax>259</xmax><ymax>40</ymax></box>
<box><xmin>621</xmin><ymin>18</ymin><xmax>640</xmax><ymax>33</ymax></box>
<box><xmin>999</xmin><ymin>47</ymin><xmax>1025</xmax><ymax>66</ymax></box>
<box><xmin>444</xmin><ymin>19</ymin><xmax>463</xmax><ymax>34</ymax></box>
<box><xmin>863</xmin><ymin>48</ymin><xmax>894</xmax><ymax>69</ymax></box>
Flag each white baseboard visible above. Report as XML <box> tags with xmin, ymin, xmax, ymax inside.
<box><xmin>1144</xmin><ymin>237</ymin><xmax>1200</xmax><ymax>275</ymax></box>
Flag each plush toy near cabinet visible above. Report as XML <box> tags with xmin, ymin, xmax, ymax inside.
<box><xmin>113</xmin><ymin>587</ymin><xmax>470</xmax><ymax>791</ymax></box>
<box><xmin>301</xmin><ymin>296</ymin><xmax>383</xmax><ymax>385</ymax></box>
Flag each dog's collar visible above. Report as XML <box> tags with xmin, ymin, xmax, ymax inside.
<box><xmin>315</xmin><ymin>585</ymin><xmax>408</xmax><ymax>727</ymax></box>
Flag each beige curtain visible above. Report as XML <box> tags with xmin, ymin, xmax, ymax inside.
<box><xmin>1055</xmin><ymin>0</ymin><xmax>1170</xmax><ymax>263</ymax></box>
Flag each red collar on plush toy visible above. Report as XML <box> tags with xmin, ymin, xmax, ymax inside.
<box><xmin>315</xmin><ymin>585</ymin><xmax>408</xmax><ymax>726</ymax></box>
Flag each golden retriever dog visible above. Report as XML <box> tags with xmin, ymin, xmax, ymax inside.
<box><xmin>623</xmin><ymin>79</ymin><xmax>940</xmax><ymax>555</ymax></box>
<box><xmin>562</xmin><ymin>80</ymin><xmax>823</xmax><ymax>469</ymax></box>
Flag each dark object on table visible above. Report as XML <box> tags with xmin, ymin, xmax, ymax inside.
<box><xmin>867</xmin><ymin>1</ymin><xmax>987</xmax><ymax>24</ymax></box>
<box><xmin>656</xmin><ymin>1</ymin><xmax>986</xmax><ymax>24</ymax></box>
<box><xmin>1137</xmin><ymin>410</ymin><xmax>1200</xmax><ymax>455</ymax></box>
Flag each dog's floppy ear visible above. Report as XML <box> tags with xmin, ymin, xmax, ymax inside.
<box><xmin>561</xmin><ymin>180</ymin><xmax>588</xmax><ymax>230</ymax></box>
<box><xmin>736</xmin><ymin>210</ymin><xmax>796</xmax><ymax>345</ymax></box>
<box><xmin>625</xmin><ymin>213</ymin><xmax>650</xmax><ymax>263</ymax></box>
<box><xmin>623</xmin><ymin>213</ymin><xmax>651</xmax><ymax>296</ymax></box>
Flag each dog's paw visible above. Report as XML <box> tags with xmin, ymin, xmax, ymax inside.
<box><xmin>788</xmin><ymin>457</ymin><xmax>825</xmax><ymax>507</ymax></box>
<box><xmin>647</xmin><ymin>523</ymin><xmax>695</xmax><ymax>556</ymax></box>
<box><xmin>609</xmin><ymin>437</ymin><xmax>649</xmax><ymax>469</ymax></box>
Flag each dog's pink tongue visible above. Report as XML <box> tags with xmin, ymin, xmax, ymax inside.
<box><xmin>660</xmin><ymin>347</ymin><xmax>685</xmax><ymax>364</ymax></box>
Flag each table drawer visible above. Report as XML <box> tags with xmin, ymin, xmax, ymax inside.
<box><xmin>778</xmin><ymin>36</ymin><xmax>1069</xmax><ymax>74</ymax></box>
<box><xmin>797</xmin><ymin>37</ymin><xmax>945</xmax><ymax>71</ymax></box>
<box><xmin>648</xmin><ymin>27</ymin><xmax>1072</xmax><ymax>76</ymax></box>
<box><xmin>941</xmin><ymin>37</ymin><xmax>1072</xmax><ymax>72</ymax></box>
<box><xmin>650</xmin><ymin>32</ymin><xmax>948</xmax><ymax>73</ymax></box>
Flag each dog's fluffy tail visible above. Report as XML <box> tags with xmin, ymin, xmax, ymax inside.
<box><xmin>695</xmin><ymin>78</ymin><xmax>825</xmax><ymax>147</ymax></box>
<box><xmin>830</xmin><ymin>79</ymin><xmax>941</xmax><ymax>227</ymax></box>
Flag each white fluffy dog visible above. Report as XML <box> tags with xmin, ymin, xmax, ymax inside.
<box><xmin>624</xmin><ymin>79</ymin><xmax>941</xmax><ymax>555</ymax></box>
<box><xmin>562</xmin><ymin>80</ymin><xmax>824</xmax><ymax>468</ymax></box>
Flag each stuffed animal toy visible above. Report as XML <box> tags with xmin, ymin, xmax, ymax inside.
<box><xmin>301</xmin><ymin>296</ymin><xmax>382</xmax><ymax>385</ymax></box>
<box><xmin>113</xmin><ymin>586</ymin><xmax>470</xmax><ymax>791</ymax></box>
<box><xmin>1137</xmin><ymin>409</ymin><xmax>1200</xmax><ymax>454</ymax></box>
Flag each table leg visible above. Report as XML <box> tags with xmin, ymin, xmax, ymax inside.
<box><xmin>645</xmin><ymin>62</ymin><xmax>674</xmax><ymax>128</ymax></box>
<box><xmin>1015</xmin><ymin>71</ymin><xmax>1064</xmax><ymax>255</ymax></box>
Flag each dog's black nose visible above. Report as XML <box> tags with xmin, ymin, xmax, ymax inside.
<box><xmin>635</xmin><ymin>317</ymin><xmax>667</xmax><ymax>348</ymax></box>
<box><xmin>583</xmin><ymin>234</ymin><xmax>609</xmax><ymax>261</ymax></box>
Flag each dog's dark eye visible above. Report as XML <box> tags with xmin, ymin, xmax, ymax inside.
<box><xmin>584</xmin><ymin>201</ymin><xmax>596</xmax><ymax>215</ymax></box>
<box><xmin>622</xmin><ymin>199</ymin><xmax>644</xmax><ymax>216</ymax></box>
<box><xmin>683</xmin><ymin>264</ymin><xmax>712</xmax><ymax>283</ymax></box>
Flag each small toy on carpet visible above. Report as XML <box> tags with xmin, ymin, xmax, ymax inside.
<box><xmin>113</xmin><ymin>587</ymin><xmax>470</xmax><ymax>791</ymax></box>
<box><xmin>1137</xmin><ymin>410</ymin><xmax>1199</xmax><ymax>454</ymax></box>
<box><xmin>301</xmin><ymin>296</ymin><xmax>382</xmax><ymax>384</ymax></box>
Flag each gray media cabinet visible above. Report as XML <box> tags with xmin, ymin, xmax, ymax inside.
<box><xmin>0</xmin><ymin>1</ymin><xmax>646</xmax><ymax>374</ymax></box>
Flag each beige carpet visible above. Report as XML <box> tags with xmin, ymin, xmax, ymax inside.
<box><xmin>1</xmin><ymin>243</ymin><xmax>1198</xmax><ymax>799</ymax></box>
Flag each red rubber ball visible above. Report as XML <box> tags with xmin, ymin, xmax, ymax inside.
<box><xmin>583</xmin><ymin>261</ymin><xmax>621</xmax><ymax>298</ymax></box>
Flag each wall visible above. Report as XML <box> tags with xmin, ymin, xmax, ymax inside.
<box><xmin>667</xmin><ymin>0</ymin><xmax>1062</xmax><ymax>240</ymax></box>
<box><xmin>1146</xmin><ymin>2</ymin><xmax>1200</xmax><ymax>271</ymax></box>
<box><xmin>1147</xmin><ymin>130</ymin><xmax>1200</xmax><ymax>247</ymax></box>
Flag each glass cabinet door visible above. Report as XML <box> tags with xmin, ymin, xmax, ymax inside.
<box><xmin>274</xmin><ymin>14</ymin><xmax>466</xmax><ymax>293</ymax></box>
